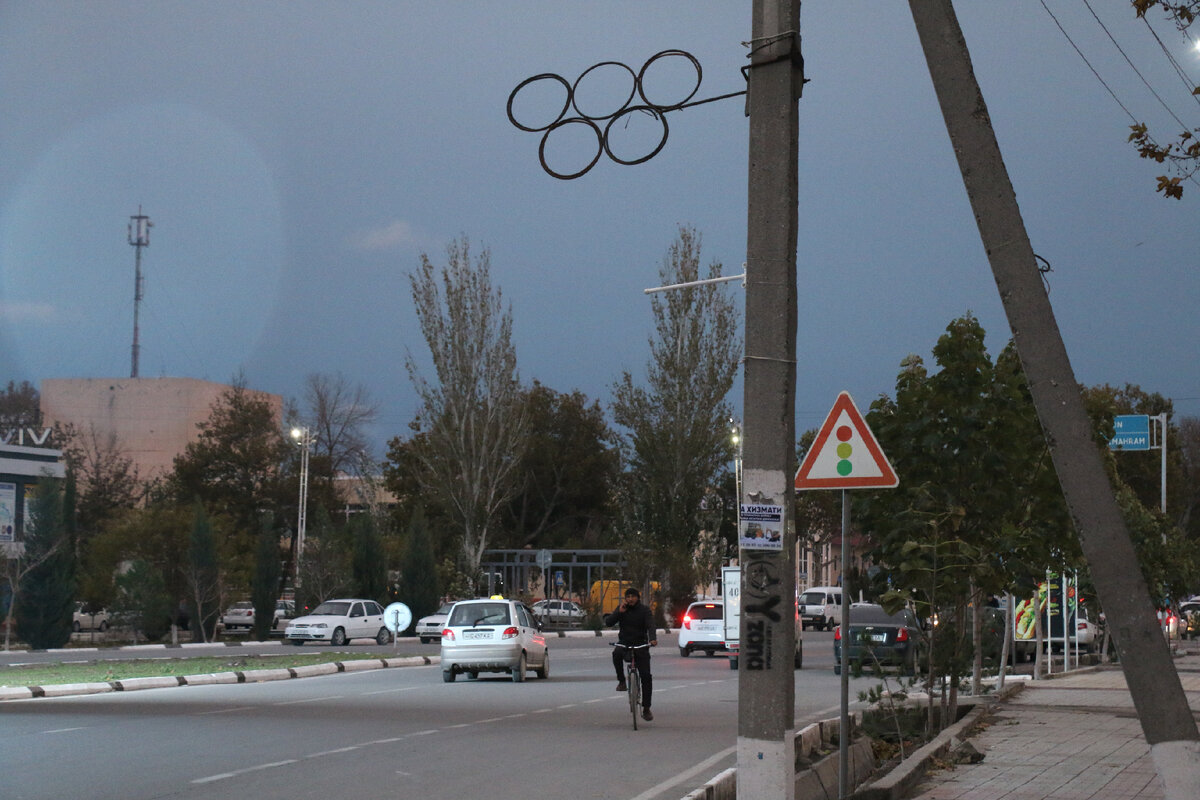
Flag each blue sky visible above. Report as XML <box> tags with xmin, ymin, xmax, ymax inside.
<box><xmin>2</xmin><ymin>2</ymin><xmax>1197</xmax><ymax>457</ymax></box>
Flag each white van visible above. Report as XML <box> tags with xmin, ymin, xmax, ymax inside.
<box><xmin>798</xmin><ymin>586</ymin><xmax>842</xmax><ymax>631</ymax></box>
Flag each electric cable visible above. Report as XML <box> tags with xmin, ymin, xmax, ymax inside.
<box><xmin>508</xmin><ymin>49</ymin><xmax>744</xmax><ymax>180</ymax></box>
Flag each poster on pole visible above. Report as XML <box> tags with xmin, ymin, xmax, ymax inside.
<box><xmin>739</xmin><ymin>503</ymin><xmax>784</xmax><ymax>551</ymax></box>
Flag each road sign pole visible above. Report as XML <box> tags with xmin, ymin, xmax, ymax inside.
<box><xmin>796</xmin><ymin>393</ymin><xmax>898</xmax><ymax>799</ymax></box>
<box><xmin>838</xmin><ymin>489</ymin><xmax>851</xmax><ymax>800</ymax></box>
<box><xmin>1158</xmin><ymin>413</ymin><xmax>1168</xmax><ymax>514</ymax></box>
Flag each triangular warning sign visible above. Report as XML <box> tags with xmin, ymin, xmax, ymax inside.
<box><xmin>795</xmin><ymin>391</ymin><xmax>898</xmax><ymax>490</ymax></box>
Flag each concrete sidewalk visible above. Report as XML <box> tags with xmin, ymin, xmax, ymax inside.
<box><xmin>904</xmin><ymin>650</ymin><xmax>1200</xmax><ymax>800</ymax></box>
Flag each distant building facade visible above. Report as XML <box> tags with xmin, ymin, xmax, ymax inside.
<box><xmin>0</xmin><ymin>440</ymin><xmax>66</xmax><ymax>553</ymax></box>
<box><xmin>39</xmin><ymin>377</ymin><xmax>283</xmax><ymax>484</ymax></box>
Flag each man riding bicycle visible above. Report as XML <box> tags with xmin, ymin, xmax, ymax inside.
<box><xmin>605</xmin><ymin>587</ymin><xmax>657</xmax><ymax>721</ymax></box>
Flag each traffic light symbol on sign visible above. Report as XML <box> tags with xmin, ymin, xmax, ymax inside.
<box><xmin>836</xmin><ymin>425</ymin><xmax>853</xmax><ymax>477</ymax></box>
<box><xmin>795</xmin><ymin>392</ymin><xmax>898</xmax><ymax>491</ymax></box>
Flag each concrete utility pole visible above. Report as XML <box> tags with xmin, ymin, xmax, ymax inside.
<box><xmin>908</xmin><ymin>3</ymin><xmax>1200</xmax><ymax>798</ymax></box>
<box><xmin>739</xmin><ymin>1</ymin><xmax>803</xmax><ymax>797</ymax></box>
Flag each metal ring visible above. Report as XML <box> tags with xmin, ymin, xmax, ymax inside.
<box><xmin>636</xmin><ymin>49</ymin><xmax>702</xmax><ymax>111</ymax></box>
<box><xmin>571</xmin><ymin>60</ymin><xmax>638</xmax><ymax>121</ymax></box>
<box><xmin>603</xmin><ymin>105</ymin><xmax>669</xmax><ymax>166</ymax></box>
<box><xmin>507</xmin><ymin>73</ymin><xmax>573</xmax><ymax>133</ymax></box>
<box><xmin>539</xmin><ymin>117</ymin><xmax>604</xmax><ymax>180</ymax></box>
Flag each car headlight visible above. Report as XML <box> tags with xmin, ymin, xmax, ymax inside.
<box><xmin>312</xmin><ymin>623</ymin><xmax>328</xmax><ymax>629</ymax></box>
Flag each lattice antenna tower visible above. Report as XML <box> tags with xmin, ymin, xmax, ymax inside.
<box><xmin>127</xmin><ymin>207</ymin><xmax>152</xmax><ymax>378</ymax></box>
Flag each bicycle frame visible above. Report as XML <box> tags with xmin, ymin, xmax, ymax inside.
<box><xmin>613</xmin><ymin>643</ymin><xmax>650</xmax><ymax>730</ymax></box>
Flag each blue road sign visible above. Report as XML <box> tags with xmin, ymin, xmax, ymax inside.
<box><xmin>1109</xmin><ymin>414</ymin><xmax>1150</xmax><ymax>451</ymax></box>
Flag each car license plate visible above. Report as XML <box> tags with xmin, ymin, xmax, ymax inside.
<box><xmin>870</xmin><ymin>633</ymin><xmax>887</xmax><ymax>643</ymax></box>
<box><xmin>463</xmin><ymin>630</ymin><xmax>490</xmax><ymax>640</ymax></box>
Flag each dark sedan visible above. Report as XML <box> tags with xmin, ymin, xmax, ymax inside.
<box><xmin>833</xmin><ymin>603</ymin><xmax>924</xmax><ymax>675</ymax></box>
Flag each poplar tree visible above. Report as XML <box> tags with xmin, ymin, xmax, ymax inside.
<box><xmin>402</xmin><ymin>237</ymin><xmax>526</xmax><ymax>590</ymax></box>
<box><xmin>611</xmin><ymin>226</ymin><xmax>741</xmax><ymax>618</ymax></box>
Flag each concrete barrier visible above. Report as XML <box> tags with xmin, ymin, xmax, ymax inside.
<box><xmin>240</xmin><ymin>668</ymin><xmax>292</xmax><ymax>682</ymax></box>
<box><xmin>113</xmin><ymin>676</ymin><xmax>184</xmax><ymax>691</ymax></box>
<box><xmin>289</xmin><ymin>663</ymin><xmax>341</xmax><ymax>678</ymax></box>
<box><xmin>338</xmin><ymin>659</ymin><xmax>388</xmax><ymax>672</ymax></box>
<box><xmin>38</xmin><ymin>682</ymin><xmax>114</xmax><ymax>697</ymax></box>
<box><xmin>181</xmin><ymin>672</ymin><xmax>240</xmax><ymax>686</ymax></box>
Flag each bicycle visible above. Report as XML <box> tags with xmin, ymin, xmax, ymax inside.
<box><xmin>612</xmin><ymin>642</ymin><xmax>651</xmax><ymax>730</ymax></box>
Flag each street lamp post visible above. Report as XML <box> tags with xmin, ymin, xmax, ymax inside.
<box><xmin>290</xmin><ymin>426</ymin><xmax>313</xmax><ymax>590</ymax></box>
<box><xmin>731</xmin><ymin>421</ymin><xmax>743</xmax><ymax>538</ymax></box>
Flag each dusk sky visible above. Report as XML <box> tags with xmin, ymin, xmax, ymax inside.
<box><xmin>2</xmin><ymin>2</ymin><xmax>1197</xmax><ymax>458</ymax></box>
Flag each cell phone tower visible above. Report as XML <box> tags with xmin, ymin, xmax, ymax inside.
<box><xmin>127</xmin><ymin>207</ymin><xmax>152</xmax><ymax>378</ymax></box>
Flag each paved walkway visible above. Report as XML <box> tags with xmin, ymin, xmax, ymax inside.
<box><xmin>906</xmin><ymin>652</ymin><xmax>1200</xmax><ymax>800</ymax></box>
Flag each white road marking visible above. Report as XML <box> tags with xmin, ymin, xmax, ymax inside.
<box><xmin>192</xmin><ymin>759</ymin><xmax>298</xmax><ymax>784</ymax></box>
<box><xmin>43</xmin><ymin>727</ymin><xmax>86</xmax><ymax>734</ymax></box>
<box><xmin>196</xmin><ymin>706</ymin><xmax>256</xmax><ymax>715</ymax></box>
<box><xmin>273</xmin><ymin>695</ymin><xmax>344</xmax><ymax>705</ymax></box>
<box><xmin>306</xmin><ymin>746</ymin><xmax>358</xmax><ymax>757</ymax></box>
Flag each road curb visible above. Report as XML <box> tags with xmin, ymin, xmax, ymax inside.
<box><xmin>2</xmin><ymin>654</ymin><xmax>442</xmax><ymax>701</ymax></box>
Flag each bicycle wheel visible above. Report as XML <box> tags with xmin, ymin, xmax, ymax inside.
<box><xmin>629</xmin><ymin>666</ymin><xmax>641</xmax><ymax>730</ymax></box>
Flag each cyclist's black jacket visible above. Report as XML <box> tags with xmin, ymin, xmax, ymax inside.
<box><xmin>605</xmin><ymin>602</ymin><xmax>655</xmax><ymax>646</ymax></box>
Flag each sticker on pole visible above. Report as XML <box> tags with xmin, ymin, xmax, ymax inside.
<box><xmin>739</xmin><ymin>503</ymin><xmax>784</xmax><ymax>551</ymax></box>
<box><xmin>795</xmin><ymin>391</ymin><xmax>898</xmax><ymax>490</ymax></box>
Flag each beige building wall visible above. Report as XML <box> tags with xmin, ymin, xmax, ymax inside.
<box><xmin>40</xmin><ymin>377</ymin><xmax>282</xmax><ymax>482</ymax></box>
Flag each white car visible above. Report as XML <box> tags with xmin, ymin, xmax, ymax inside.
<box><xmin>415</xmin><ymin>602</ymin><xmax>454</xmax><ymax>644</ymax></box>
<box><xmin>284</xmin><ymin>599</ymin><xmax>390</xmax><ymax>646</ymax></box>
<box><xmin>222</xmin><ymin>599</ymin><xmax>295</xmax><ymax>635</ymax></box>
<box><xmin>530</xmin><ymin>599</ymin><xmax>585</xmax><ymax>627</ymax></box>
<box><xmin>440</xmin><ymin>597</ymin><xmax>548</xmax><ymax>682</ymax></box>
<box><xmin>678</xmin><ymin>600</ymin><xmax>725</xmax><ymax>657</ymax></box>
<box><xmin>72</xmin><ymin>602</ymin><xmax>109</xmax><ymax>632</ymax></box>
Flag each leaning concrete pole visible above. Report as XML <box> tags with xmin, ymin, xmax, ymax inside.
<box><xmin>739</xmin><ymin>1</ymin><xmax>803</xmax><ymax>797</ymax></box>
<box><xmin>908</xmin><ymin>3</ymin><xmax>1200</xmax><ymax>797</ymax></box>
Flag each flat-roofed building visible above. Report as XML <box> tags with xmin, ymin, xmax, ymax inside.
<box><xmin>40</xmin><ymin>377</ymin><xmax>282</xmax><ymax>484</ymax></box>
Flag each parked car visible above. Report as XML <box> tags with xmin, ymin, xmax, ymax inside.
<box><xmin>798</xmin><ymin>586</ymin><xmax>842</xmax><ymax>631</ymax></box>
<box><xmin>1180</xmin><ymin>597</ymin><xmax>1200</xmax><ymax>640</ymax></box>
<box><xmin>221</xmin><ymin>601</ymin><xmax>255</xmax><ymax>632</ymax></box>
<box><xmin>678</xmin><ymin>600</ymin><xmax>725</xmax><ymax>657</ymax></box>
<box><xmin>284</xmin><ymin>599</ymin><xmax>390</xmax><ymax>646</ymax></box>
<box><xmin>440</xmin><ymin>597</ymin><xmax>548</xmax><ymax>683</ymax></box>
<box><xmin>415</xmin><ymin>602</ymin><xmax>455</xmax><ymax>644</ymax></box>
<box><xmin>222</xmin><ymin>599</ymin><xmax>295</xmax><ymax>635</ymax></box>
<box><xmin>530</xmin><ymin>599</ymin><xmax>585</xmax><ymax>627</ymax></box>
<box><xmin>834</xmin><ymin>603</ymin><xmax>924</xmax><ymax>675</ymax></box>
<box><xmin>72</xmin><ymin>602</ymin><xmax>109</xmax><ymax>632</ymax></box>
<box><xmin>1158</xmin><ymin>607</ymin><xmax>1180</xmax><ymax>640</ymax></box>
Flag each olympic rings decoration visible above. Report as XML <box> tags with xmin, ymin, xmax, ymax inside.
<box><xmin>509</xmin><ymin>49</ymin><xmax>720</xmax><ymax>180</ymax></box>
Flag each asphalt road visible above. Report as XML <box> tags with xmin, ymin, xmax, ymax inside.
<box><xmin>1</xmin><ymin>631</ymin><xmax>887</xmax><ymax>800</ymax></box>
